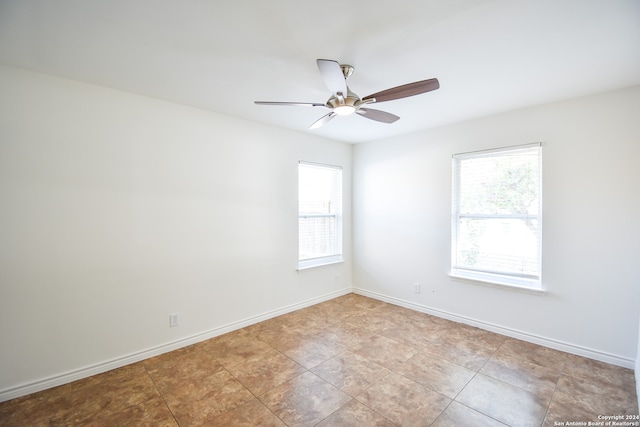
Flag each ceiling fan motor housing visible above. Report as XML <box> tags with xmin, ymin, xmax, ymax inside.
<box><xmin>327</xmin><ymin>88</ymin><xmax>360</xmax><ymax>109</ymax></box>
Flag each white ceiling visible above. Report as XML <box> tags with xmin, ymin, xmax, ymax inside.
<box><xmin>1</xmin><ymin>0</ymin><xmax>639</xmax><ymax>143</ymax></box>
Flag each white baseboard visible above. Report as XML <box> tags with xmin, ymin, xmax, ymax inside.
<box><xmin>353</xmin><ymin>287</ymin><xmax>636</xmax><ymax>370</ymax></box>
<box><xmin>0</xmin><ymin>287</ymin><xmax>351</xmax><ymax>403</ymax></box>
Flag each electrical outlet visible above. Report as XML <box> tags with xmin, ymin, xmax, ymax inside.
<box><xmin>169</xmin><ymin>313</ymin><xmax>180</xmax><ymax>327</ymax></box>
<box><xmin>413</xmin><ymin>282</ymin><xmax>421</xmax><ymax>294</ymax></box>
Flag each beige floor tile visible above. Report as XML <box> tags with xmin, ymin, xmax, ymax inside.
<box><xmin>72</xmin><ymin>364</ymin><xmax>161</xmax><ymax>425</ymax></box>
<box><xmin>73</xmin><ymin>362</ymin><xmax>147</xmax><ymax>389</ymax></box>
<box><xmin>449</xmin><ymin>324</ymin><xmax>507</xmax><ymax>350</ymax></box>
<box><xmin>456</xmin><ymin>374</ymin><xmax>549</xmax><ymax>427</ymax></box>
<box><xmin>480</xmin><ymin>351</ymin><xmax>561</xmax><ymax>401</ymax></box>
<box><xmin>209</xmin><ymin>398</ymin><xmax>287</xmax><ymax>427</ymax></box>
<box><xmin>495</xmin><ymin>338</ymin><xmax>569</xmax><ymax>370</ymax></box>
<box><xmin>312</xmin><ymin>323</ymin><xmax>381</xmax><ymax>351</ymax></box>
<box><xmin>250</xmin><ymin>314</ymin><xmax>307</xmax><ymax>339</ymax></box>
<box><xmin>255</xmin><ymin>327</ymin><xmax>308</xmax><ymax>352</ymax></box>
<box><xmin>542</xmin><ymin>399</ymin><xmax>605</xmax><ymax>427</ymax></box>
<box><xmin>552</xmin><ymin>373</ymin><xmax>639</xmax><ymax>416</ymax></box>
<box><xmin>144</xmin><ymin>346</ymin><xmax>224</xmax><ymax>393</ymax></box>
<box><xmin>432</xmin><ymin>401</ymin><xmax>508</xmax><ymax>427</ymax></box>
<box><xmin>299</xmin><ymin>299</ymin><xmax>358</xmax><ymax>324</ymax></box>
<box><xmin>260</xmin><ymin>371</ymin><xmax>351</xmax><ymax>427</ymax></box>
<box><xmin>279</xmin><ymin>335</ymin><xmax>345</xmax><ymax>369</ymax></box>
<box><xmin>269</xmin><ymin>310</ymin><xmax>328</xmax><ymax>336</ymax></box>
<box><xmin>356</xmin><ymin>372</ymin><xmax>451</xmax><ymax>426</ymax></box>
<box><xmin>335</xmin><ymin>293</ymin><xmax>389</xmax><ymax>311</ymax></box>
<box><xmin>396</xmin><ymin>351</ymin><xmax>476</xmax><ymax>399</ymax></box>
<box><xmin>316</xmin><ymin>399</ymin><xmax>395</xmax><ymax>426</ymax></box>
<box><xmin>227</xmin><ymin>348</ymin><xmax>306</xmax><ymax>396</ymax></box>
<box><xmin>563</xmin><ymin>353</ymin><xmax>637</xmax><ymax>389</ymax></box>
<box><xmin>350</xmin><ymin>332</ymin><xmax>419</xmax><ymax>370</ymax></box>
<box><xmin>161</xmin><ymin>369</ymin><xmax>254</xmax><ymax>427</ymax></box>
<box><xmin>379</xmin><ymin>317</ymin><xmax>448</xmax><ymax>349</ymax></box>
<box><xmin>311</xmin><ymin>349</ymin><xmax>391</xmax><ymax>396</ymax></box>
<box><xmin>75</xmin><ymin>396</ymin><xmax>177</xmax><ymax>427</ymax></box>
<box><xmin>0</xmin><ymin>383</ymin><xmax>74</xmax><ymax>427</ymax></box>
<box><xmin>347</xmin><ymin>305</ymin><xmax>412</xmax><ymax>334</ymax></box>
<box><xmin>425</xmin><ymin>334</ymin><xmax>498</xmax><ymax>371</ymax></box>
<box><xmin>204</xmin><ymin>331</ymin><xmax>274</xmax><ymax>369</ymax></box>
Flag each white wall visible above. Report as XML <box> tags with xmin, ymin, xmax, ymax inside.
<box><xmin>0</xmin><ymin>66</ymin><xmax>352</xmax><ymax>399</ymax></box>
<box><xmin>353</xmin><ymin>86</ymin><xmax>640</xmax><ymax>367</ymax></box>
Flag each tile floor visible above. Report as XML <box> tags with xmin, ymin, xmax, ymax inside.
<box><xmin>0</xmin><ymin>293</ymin><xmax>637</xmax><ymax>426</ymax></box>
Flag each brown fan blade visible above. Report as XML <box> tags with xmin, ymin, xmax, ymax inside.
<box><xmin>317</xmin><ymin>59</ymin><xmax>348</xmax><ymax>96</ymax></box>
<box><xmin>356</xmin><ymin>108</ymin><xmax>400</xmax><ymax>123</ymax></box>
<box><xmin>362</xmin><ymin>78</ymin><xmax>439</xmax><ymax>103</ymax></box>
<box><xmin>309</xmin><ymin>112</ymin><xmax>336</xmax><ymax>129</ymax></box>
<box><xmin>255</xmin><ymin>101</ymin><xmax>327</xmax><ymax>107</ymax></box>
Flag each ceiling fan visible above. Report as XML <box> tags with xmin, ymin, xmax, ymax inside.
<box><xmin>255</xmin><ymin>59</ymin><xmax>440</xmax><ymax>129</ymax></box>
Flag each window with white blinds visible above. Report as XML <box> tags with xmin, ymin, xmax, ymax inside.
<box><xmin>451</xmin><ymin>143</ymin><xmax>542</xmax><ymax>289</ymax></box>
<box><xmin>298</xmin><ymin>162</ymin><xmax>343</xmax><ymax>270</ymax></box>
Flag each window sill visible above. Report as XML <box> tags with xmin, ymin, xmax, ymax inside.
<box><xmin>449</xmin><ymin>271</ymin><xmax>546</xmax><ymax>295</ymax></box>
<box><xmin>297</xmin><ymin>256</ymin><xmax>343</xmax><ymax>271</ymax></box>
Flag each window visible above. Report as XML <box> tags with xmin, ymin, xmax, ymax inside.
<box><xmin>298</xmin><ymin>161</ymin><xmax>343</xmax><ymax>270</ymax></box>
<box><xmin>451</xmin><ymin>143</ymin><xmax>542</xmax><ymax>290</ymax></box>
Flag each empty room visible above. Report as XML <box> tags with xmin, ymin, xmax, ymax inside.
<box><xmin>1</xmin><ymin>1</ymin><xmax>639</xmax><ymax>426</ymax></box>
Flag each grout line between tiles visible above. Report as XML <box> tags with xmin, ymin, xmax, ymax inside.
<box><xmin>140</xmin><ymin>364</ymin><xmax>181</xmax><ymax>427</ymax></box>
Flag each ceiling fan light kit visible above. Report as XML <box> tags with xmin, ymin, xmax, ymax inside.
<box><xmin>255</xmin><ymin>59</ymin><xmax>439</xmax><ymax>129</ymax></box>
<box><xmin>333</xmin><ymin>105</ymin><xmax>356</xmax><ymax>116</ymax></box>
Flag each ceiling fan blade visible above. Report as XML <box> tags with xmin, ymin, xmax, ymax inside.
<box><xmin>309</xmin><ymin>112</ymin><xmax>336</xmax><ymax>129</ymax></box>
<box><xmin>356</xmin><ymin>108</ymin><xmax>400</xmax><ymax>123</ymax></box>
<box><xmin>362</xmin><ymin>78</ymin><xmax>439</xmax><ymax>103</ymax></box>
<box><xmin>255</xmin><ymin>101</ymin><xmax>327</xmax><ymax>107</ymax></box>
<box><xmin>316</xmin><ymin>59</ymin><xmax>348</xmax><ymax>96</ymax></box>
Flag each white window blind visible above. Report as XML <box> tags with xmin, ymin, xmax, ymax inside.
<box><xmin>451</xmin><ymin>143</ymin><xmax>542</xmax><ymax>289</ymax></box>
<box><xmin>298</xmin><ymin>162</ymin><xmax>343</xmax><ymax>269</ymax></box>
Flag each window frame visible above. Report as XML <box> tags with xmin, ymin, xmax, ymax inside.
<box><xmin>450</xmin><ymin>143</ymin><xmax>543</xmax><ymax>291</ymax></box>
<box><xmin>297</xmin><ymin>161</ymin><xmax>343</xmax><ymax>270</ymax></box>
